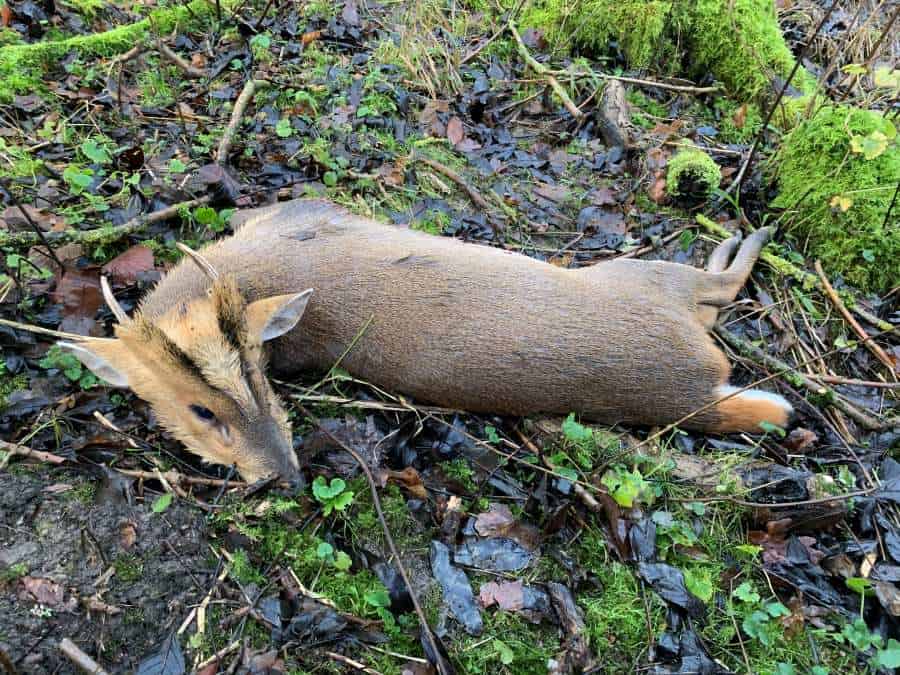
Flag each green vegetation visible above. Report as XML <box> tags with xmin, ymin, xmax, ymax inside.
<box><xmin>39</xmin><ymin>346</ymin><xmax>100</xmax><ymax>390</ymax></box>
<box><xmin>113</xmin><ymin>554</ymin><xmax>144</xmax><ymax>583</ymax></box>
<box><xmin>666</xmin><ymin>145</ymin><xmax>721</xmax><ymax>202</ymax></box>
<box><xmin>515</xmin><ymin>0</ymin><xmax>817</xmax><ymax>101</ymax></box>
<box><xmin>0</xmin><ymin>0</ymin><xmax>214</xmax><ymax>101</ymax></box>
<box><xmin>771</xmin><ymin>105</ymin><xmax>899</xmax><ymax>293</ymax></box>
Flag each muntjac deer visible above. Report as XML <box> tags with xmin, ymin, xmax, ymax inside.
<box><xmin>59</xmin><ymin>199</ymin><xmax>791</xmax><ymax>482</ymax></box>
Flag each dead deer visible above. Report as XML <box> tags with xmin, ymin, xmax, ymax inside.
<box><xmin>59</xmin><ymin>199</ymin><xmax>791</xmax><ymax>482</ymax></box>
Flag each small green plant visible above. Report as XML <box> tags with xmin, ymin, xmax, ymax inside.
<box><xmin>731</xmin><ymin>581</ymin><xmax>790</xmax><ymax>647</ymax></box>
<box><xmin>315</xmin><ymin>541</ymin><xmax>352</xmax><ymax>571</ymax></box>
<box><xmin>601</xmin><ymin>465</ymin><xmax>653</xmax><ymax>507</ymax></box>
<box><xmin>0</xmin><ymin>562</ymin><xmax>27</xmax><ymax>584</ymax></box>
<box><xmin>312</xmin><ymin>476</ymin><xmax>354</xmax><ymax>516</ymax></box>
<box><xmin>228</xmin><ymin>548</ymin><xmax>265</xmax><ymax>585</ymax></box>
<box><xmin>151</xmin><ymin>493</ymin><xmax>173</xmax><ymax>513</ymax></box>
<box><xmin>192</xmin><ymin>206</ymin><xmax>234</xmax><ymax>233</ymax></box>
<box><xmin>39</xmin><ymin>345</ymin><xmax>99</xmax><ymax>389</ymax></box>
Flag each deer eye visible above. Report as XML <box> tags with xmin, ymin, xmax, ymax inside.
<box><xmin>189</xmin><ymin>404</ymin><xmax>216</xmax><ymax>421</ymax></box>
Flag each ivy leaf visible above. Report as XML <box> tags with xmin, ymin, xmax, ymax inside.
<box><xmin>152</xmin><ymin>493</ymin><xmax>173</xmax><ymax>513</ymax></box>
<box><xmin>80</xmin><ymin>138</ymin><xmax>111</xmax><ymax>165</ymax></box>
<box><xmin>861</xmin><ymin>249</ymin><xmax>875</xmax><ymax>263</ymax></box>
<box><xmin>601</xmin><ymin>467</ymin><xmax>651</xmax><ymax>507</ymax></box>
<box><xmin>331</xmin><ymin>490</ymin><xmax>354</xmax><ymax>512</ymax></box>
<box><xmin>275</xmin><ymin>118</ymin><xmax>293</xmax><ymax>138</ymax></box>
<box><xmin>561</xmin><ymin>413</ymin><xmax>593</xmax><ymax>445</ymax></box>
<box><xmin>733</xmin><ymin>581</ymin><xmax>760</xmax><ymax>604</ymax></box>
<box><xmin>194</xmin><ymin>206</ymin><xmax>218</xmax><ymax>226</ymax></box>
<box><xmin>683</xmin><ymin>568</ymin><xmax>713</xmax><ymax>602</ymax></box>
<box><xmin>333</xmin><ymin>551</ymin><xmax>352</xmax><ymax>571</ymax></box>
<box><xmin>316</xmin><ymin>542</ymin><xmax>334</xmax><ymax>559</ymax></box>
<box><xmin>168</xmin><ymin>158</ymin><xmax>187</xmax><ymax>173</ymax></box>
<box><xmin>846</xmin><ymin>577</ymin><xmax>874</xmax><ymax>596</ymax></box>
<box><xmin>841</xmin><ymin>618</ymin><xmax>882</xmax><ymax>651</ymax></box>
<box><xmin>484</xmin><ymin>425</ymin><xmax>501</xmax><ymax>444</ymax></box>
<box><xmin>322</xmin><ymin>170</ymin><xmax>338</xmax><ymax>187</ymax></box>
<box><xmin>764</xmin><ymin>601</ymin><xmax>789</xmax><ymax>618</ymax></box>
<box><xmin>364</xmin><ymin>589</ymin><xmax>391</xmax><ymax>608</ymax></box>
<box><xmin>849</xmin><ymin>131</ymin><xmax>888</xmax><ymax>160</ymax></box>
<box><xmin>494</xmin><ymin>640</ymin><xmax>514</xmax><ymax>665</ymax></box>
<box><xmin>876</xmin><ymin>639</ymin><xmax>900</xmax><ymax>668</ymax></box>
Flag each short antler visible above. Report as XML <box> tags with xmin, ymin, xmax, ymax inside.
<box><xmin>101</xmin><ymin>276</ymin><xmax>129</xmax><ymax>324</ymax></box>
<box><xmin>175</xmin><ymin>242</ymin><xmax>219</xmax><ymax>280</ymax></box>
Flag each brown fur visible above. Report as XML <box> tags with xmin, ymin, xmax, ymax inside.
<box><xmin>64</xmin><ymin>199</ymin><xmax>791</xmax><ymax>479</ymax></box>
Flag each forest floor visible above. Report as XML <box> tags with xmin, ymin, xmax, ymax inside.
<box><xmin>0</xmin><ymin>0</ymin><xmax>898</xmax><ymax>673</ymax></box>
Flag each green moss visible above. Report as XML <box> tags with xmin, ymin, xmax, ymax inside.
<box><xmin>671</xmin><ymin>0</ymin><xmax>816</xmax><ymax>101</ymax></box>
<box><xmin>0</xmin><ymin>370</ymin><xmax>27</xmax><ymax>410</ymax></box>
<box><xmin>516</xmin><ymin>0</ymin><xmax>816</xmax><ymax>101</ymax></box>
<box><xmin>113</xmin><ymin>554</ymin><xmax>144</xmax><ymax>583</ymax></box>
<box><xmin>519</xmin><ymin>0</ymin><xmax>672</xmax><ymax>69</ymax></box>
<box><xmin>666</xmin><ymin>145</ymin><xmax>721</xmax><ymax>202</ymax></box>
<box><xmin>771</xmin><ymin>105</ymin><xmax>900</xmax><ymax>293</ymax></box>
<box><xmin>0</xmin><ymin>0</ymin><xmax>214</xmax><ymax>101</ymax></box>
<box><xmin>455</xmin><ymin>610</ymin><xmax>561</xmax><ymax>672</ymax></box>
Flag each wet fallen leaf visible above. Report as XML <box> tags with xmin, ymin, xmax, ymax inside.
<box><xmin>102</xmin><ymin>245</ymin><xmax>155</xmax><ymax>285</ymax></box>
<box><xmin>474</xmin><ymin>503</ymin><xmax>515</xmax><ymax>537</ymax></box>
<box><xmin>53</xmin><ymin>268</ymin><xmax>103</xmax><ymax>335</ymax></box>
<box><xmin>447</xmin><ymin>116</ymin><xmax>465</xmax><ymax>146</ymax></box>
<box><xmin>21</xmin><ymin>577</ymin><xmax>64</xmax><ymax>605</ymax></box>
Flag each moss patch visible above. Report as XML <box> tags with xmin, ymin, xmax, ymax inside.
<box><xmin>516</xmin><ymin>0</ymin><xmax>817</xmax><ymax>101</ymax></box>
<box><xmin>666</xmin><ymin>145</ymin><xmax>721</xmax><ymax>203</ymax></box>
<box><xmin>771</xmin><ymin>105</ymin><xmax>899</xmax><ymax>293</ymax></box>
<box><xmin>0</xmin><ymin>0</ymin><xmax>214</xmax><ymax>102</ymax></box>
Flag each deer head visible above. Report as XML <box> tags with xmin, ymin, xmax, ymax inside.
<box><xmin>59</xmin><ymin>246</ymin><xmax>311</xmax><ymax>484</ymax></box>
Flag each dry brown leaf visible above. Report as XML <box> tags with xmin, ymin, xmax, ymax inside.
<box><xmin>446</xmin><ymin>116</ymin><xmax>465</xmax><ymax>146</ymax></box>
<box><xmin>102</xmin><ymin>244</ymin><xmax>155</xmax><ymax>285</ymax></box>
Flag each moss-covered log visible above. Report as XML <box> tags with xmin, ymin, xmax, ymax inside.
<box><xmin>0</xmin><ymin>0</ymin><xmax>215</xmax><ymax>101</ymax></box>
<box><xmin>515</xmin><ymin>0</ymin><xmax>816</xmax><ymax>102</ymax></box>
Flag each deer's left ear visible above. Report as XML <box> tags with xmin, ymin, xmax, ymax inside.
<box><xmin>246</xmin><ymin>289</ymin><xmax>313</xmax><ymax>342</ymax></box>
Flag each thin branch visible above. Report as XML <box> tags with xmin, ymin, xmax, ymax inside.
<box><xmin>715</xmin><ymin>326</ymin><xmax>886</xmax><ymax>431</ymax></box>
<box><xmin>411</xmin><ymin>151</ymin><xmax>493</xmax><ymax>213</ymax></box>
<box><xmin>58</xmin><ymin>639</ymin><xmax>110</xmax><ymax>675</ymax></box>
<box><xmin>217</xmin><ymin>78</ymin><xmax>269</xmax><ymax>164</ymax></box>
<box><xmin>156</xmin><ymin>40</ymin><xmax>206</xmax><ymax>78</ymax></box>
<box><xmin>0</xmin><ymin>179</ymin><xmax>64</xmax><ymax>272</ymax></box>
<box><xmin>0</xmin><ymin>196</ymin><xmax>211</xmax><ymax>248</ymax></box>
<box><xmin>0</xmin><ymin>440</ymin><xmax>66</xmax><ymax>467</ymax></box>
<box><xmin>732</xmin><ymin>1</ymin><xmax>839</xmax><ymax>196</ymax></box>
<box><xmin>815</xmin><ymin>260</ymin><xmax>897</xmax><ymax>378</ymax></box>
<box><xmin>508</xmin><ymin>21</ymin><xmax>583</xmax><ymax>119</ymax></box>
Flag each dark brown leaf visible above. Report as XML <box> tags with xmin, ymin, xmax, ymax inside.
<box><xmin>102</xmin><ymin>245</ymin><xmax>155</xmax><ymax>286</ymax></box>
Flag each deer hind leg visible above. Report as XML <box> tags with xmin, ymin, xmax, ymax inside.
<box><xmin>697</xmin><ymin>234</ymin><xmax>743</xmax><ymax>328</ymax></box>
<box><xmin>696</xmin><ymin>226</ymin><xmax>774</xmax><ymax>330</ymax></box>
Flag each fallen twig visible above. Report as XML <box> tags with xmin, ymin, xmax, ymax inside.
<box><xmin>410</xmin><ymin>151</ymin><xmax>494</xmax><ymax>213</ymax></box>
<box><xmin>326</xmin><ymin>652</ymin><xmax>382</xmax><ymax>675</ymax></box>
<box><xmin>217</xmin><ymin>78</ymin><xmax>269</xmax><ymax>164</ymax></box>
<box><xmin>0</xmin><ymin>196</ymin><xmax>211</xmax><ymax>248</ymax></box>
<box><xmin>296</xmin><ymin>404</ymin><xmax>451</xmax><ymax>675</ymax></box>
<box><xmin>58</xmin><ymin>639</ymin><xmax>110</xmax><ymax>675</ymax></box>
<box><xmin>815</xmin><ymin>260</ymin><xmax>897</xmax><ymax>378</ymax></box>
<box><xmin>0</xmin><ymin>440</ymin><xmax>66</xmax><ymax>467</ymax></box>
<box><xmin>508</xmin><ymin>21</ymin><xmax>583</xmax><ymax>119</ymax></box>
<box><xmin>812</xmin><ymin>375</ymin><xmax>900</xmax><ymax>390</ymax></box>
<box><xmin>157</xmin><ymin>40</ymin><xmax>205</xmax><ymax>78</ymax></box>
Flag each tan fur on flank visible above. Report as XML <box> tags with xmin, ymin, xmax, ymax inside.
<box><xmin>62</xmin><ymin>199</ymin><xmax>791</xmax><ymax>479</ymax></box>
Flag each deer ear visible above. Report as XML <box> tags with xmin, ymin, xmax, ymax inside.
<box><xmin>246</xmin><ymin>289</ymin><xmax>313</xmax><ymax>342</ymax></box>
<box><xmin>57</xmin><ymin>340</ymin><xmax>131</xmax><ymax>388</ymax></box>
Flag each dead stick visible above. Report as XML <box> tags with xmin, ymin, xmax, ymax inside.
<box><xmin>325</xmin><ymin>652</ymin><xmax>383</xmax><ymax>675</ymax></box>
<box><xmin>0</xmin><ymin>440</ymin><xmax>66</xmax><ymax>466</ymax></box>
<box><xmin>508</xmin><ymin>21</ymin><xmax>583</xmax><ymax>119</ymax></box>
<box><xmin>0</xmin><ymin>196</ymin><xmax>211</xmax><ymax>248</ymax></box>
<box><xmin>411</xmin><ymin>152</ymin><xmax>493</xmax><ymax>213</ymax></box>
<box><xmin>58</xmin><ymin>639</ymin><xmax>110</xmax><ymax>675</ymax></box>
<box><xmin>812</xmin><ymin>375</ymin><xmax>900</xmax><ymax>390</ymax></box>
<box><xmin>297</xmin><ymin>404</ymin><xmax>449</xmax><ymax>675</ymax></box>
<box><xmin>217</xmin><ymin>78</ymin><xmax>269</xmax><ymax>164</ymax></box>
<box><xmin>156</xmin><ymin>40</ymin><xmax>205</xmax><ymax>78</ymax></box>
<box><xmin>815</xmin><ymin>260</ymin><xmax>897</xmax><ymax>378</ymax></box>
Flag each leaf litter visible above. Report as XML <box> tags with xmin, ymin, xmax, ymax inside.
<box><xmin>0</xmin><ymin>0</ymin><xmax>897</xmax><ymax>673</ymax></box>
